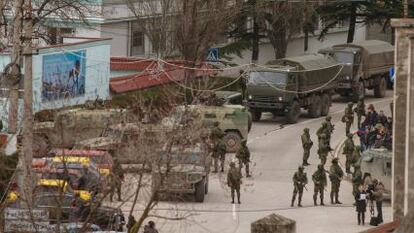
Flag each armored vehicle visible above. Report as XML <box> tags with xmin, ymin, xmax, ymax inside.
<box><xmin>33</xmin><ymin>108</ymin><xmax>127</xmax><ymax>158</ymax></box>
<box><xmin>171</xmin><ymin>105</ymin><xmax>249</xmax><ymax>152</ymax></box>
<box><xmin>247</xmin><ymin>54</ymin><xmax>342</xmax><ymax>123</ymax></box>
<box><xmin>151</xmin><ymin>143</ymin><xmax>211</xmax><ymax>202</ymax></box>
<box><xmin>319</xmin><ymin>40</ymin><xmax>394</xmax><ymax>100</ymax></box>
<box><xmin>360</xmin><ymin>148</ymin><xmax>391</xmax><ymax>198</ymax></box>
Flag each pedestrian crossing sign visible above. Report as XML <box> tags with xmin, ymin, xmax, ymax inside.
<box><xmin>206</xmin><ymin>48</ymin><xmax>219</xmax><ymax>62</ymax></box>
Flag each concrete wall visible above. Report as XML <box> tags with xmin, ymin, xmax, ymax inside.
<box><xmin>230</xmin><ymin>25</ymin><xmax>367</xmax><ymax>64</ymax></box>
<box><xmin>101</xmin><ymin>22</ymin><xmax>130</xmax><ymax>56</ymax></box>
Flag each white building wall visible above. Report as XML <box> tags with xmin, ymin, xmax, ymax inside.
<box><xmin>101</xmin><ymin>22</ymin><xmax>130</xmax><ymax>56</ymax></box>
<box><xmin>230</xmin><ymin>25</ymin><xmax>367</xmax><ymax>64</ymax></box>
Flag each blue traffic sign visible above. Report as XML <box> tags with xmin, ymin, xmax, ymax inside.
<box><xmin>206</xmin><ymin>48</ymin><xmax>219</xmax><ymax>62</ymax></box>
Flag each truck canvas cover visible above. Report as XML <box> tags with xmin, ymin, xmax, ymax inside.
<box><xmin>333</xmin><ymin>40</ymin><xmax>394</xmax><ymax>77</ymax></box>
<box><xmin>267</xmin><ymin>54</ymin><xmax>341</xmax><ymax>93</ymax></box>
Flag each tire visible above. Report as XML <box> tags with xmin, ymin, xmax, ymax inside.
<box><xmin>374</xmin><ymin>77</ymin><xmax>386</xmax><ymax>98</ymax></box>
<box><xmin>205</xmin><ymin>176</ymin><xmax>209</xmax><ymax>194</ymax></box>
<box><xmin>308</xmin><ymin>95</ymin><xmax>321</xmax><ymax>118</ymax></box>
<box><xmin>320</xmin><ymin>94</ymin><xmax>330</xmax><ymax>116</ymax></box>
<box><xmin>251</xmin><ymin>110</ymin><xmax>261</xmax><ymax>122</ymax></box>
<box><xmin>195</xmin><ymin>178</ymin><xmax>205</xmax><ymax>202</ymax></box>
<box><xmin>352</xmin><ymin>80</ymin><xmax>365</xmax><ymax>103</ymax></box>
<box><xmin>285</xmin><ymin>101</ymin><xmax>301</xmax><ymax>124</ymax></box>
<box><xmin>247</xmin><ymin>112</ymin><xmax>252</xmax><ymax>132</ymax></box>
<box><xmin>223</xmin><ymin>131</ymin><xmax>242</xmax><ymax>153</ymax></box>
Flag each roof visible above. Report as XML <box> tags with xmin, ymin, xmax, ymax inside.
<box><xmin>270</xmin><ymin>54</ymin><xmax>338</xmax><ymax>70</ymax></box>
<box><xmin>109</xmin><ymin>58</ymin><xmax>216</xmax><ymax>94</ymax></box>
<box><xmin>333</xmin><ymin>40</ymin><xmax>394</xmax><ymax>55</ymax></box>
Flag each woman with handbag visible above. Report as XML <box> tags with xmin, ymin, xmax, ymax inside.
<box><xmin>355</xmin><ymin>184</ymin><xmax>368</xmax><ymax>225</ymax></box>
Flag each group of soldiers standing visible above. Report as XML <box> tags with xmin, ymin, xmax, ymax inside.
<box><xmin>210</xmin><ymin>121</ymin><xmax>251</xmax><ymax>204</ymax></box>
<box><xmin>293</xmin><ymin>115</ymin><xmax>344</xmax><ymax>207</ymax></box>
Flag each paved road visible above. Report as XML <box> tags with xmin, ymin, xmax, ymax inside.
<box><xmin>118</xmin><ymin>91</ymin><xmax>394</xmax><ymax>233</ymax></box>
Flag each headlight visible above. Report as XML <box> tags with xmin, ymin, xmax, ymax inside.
<box><xmin>278</xmin><ymin>97</ymin><xmax>283</xmax><ymax>101</ymax></box>
<box><xmin>187</xmin><ymin>173</ymin><xmax>202</xmax><ymax>182</ymax></box>
<box><xmin>248</xmin><ymin>95</ymin><xmax>252</xmax><ymax>100</ymax></box>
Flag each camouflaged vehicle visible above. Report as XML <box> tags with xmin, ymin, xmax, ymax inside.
<box><xmin>360</xmin><ymin>148</ymin><xmax>391</xmax><ymax>198</ymax></box>
<box><xmin>171</xmin><ymin>105</ymin><xmax>249</xmax><ymax>152</ymax></box>
<box><xmin>74</xmin><ymin>123</ymin><xmax>172</xmax><ymax>166</ymax></box>
<box><xmin>33</xmin><ymin>108</ymin><xmax>127</xmax><ymax>158</ymax></box>
<box><xmin>151</xmin><ymin>143</ymin><xmax>211</xmax><ymax>203</ymax></box>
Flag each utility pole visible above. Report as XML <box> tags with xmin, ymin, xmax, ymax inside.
<box><xmin>21</xmin><ymin>0</ymin><xmax>33</xmax><ymax>208</ymax></box>
<box><xmin>8</xmin><ymin>0</ymin><xmax>24</xmax><ymax>134</ymax></box>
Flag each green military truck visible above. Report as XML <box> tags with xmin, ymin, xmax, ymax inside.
<box><xmin>152</xmin><ymin>143</ymin><xmax>211</xmax><ymax>203</ymax></box>
<box><xmin>319</xmin><ymin>40</ymin><xmax>394</xmax><ymax>100</ymax></box>
<box><xmin>246</xmin><ymin>54</ymin><xmax>342</xmax><ymax>123</ymax></box>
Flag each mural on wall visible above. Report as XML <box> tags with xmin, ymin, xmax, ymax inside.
<box><xmin>41</xmin><ymin>50</ymin><xmax>86</xmax><ymax>101</ymax></box>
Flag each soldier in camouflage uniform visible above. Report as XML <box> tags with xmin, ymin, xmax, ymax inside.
<box><xmin>110</xmin><ymin>156</ymin><xmax>124</xmax><ymax>202</ymax></box>
<box><xmin>352</xmin><ymin>145</ymin><xmax>361</xmax><ymax>166</ymax></box>
<box><xmin>329</xmin><ymin>158</ymin><xmax>344</xmax><ymax>204</ymax></box>
<box><xmin>312</xmin><ymin>164</ymin><xmax>327</xmax><ymax>206</ymax></box>
<box><xmin>343</xmin><ymin>133</ymin><xmax>355</xmax><ymax>174</ymax></box>
<box><xmin>354</xmin><ymin>97</ymin><xmax>366</xmax><ymax>128</ymax></box>
<box><xmin>352</xmin><ymin>163</ymin><xmax>363</xmax><ymax>197</ymax></box>
<box><xmin>291</xmin><ymin>166</ymin><xmax>308</xmax><ymax>207</ymax></box>
<box><xmin>301</xmin><ymin>128</ymin><xmax>313</xmax><ymax>166</ymax></box>
<box><xmin>318</xmin><ymin>134</ymin><xmax>330</xmax><ymax>166</ymax></box>
<box><xmin>342</xmin><ymin>103</ymin><xmax>355</xmax><ymax>136</ymax></box>
<box><xmin>236</xmin><ymin>140</ymin><xmax>251</xmax><ymax>177</ymax></box>
<box><xmin>227</xmin><ymin>162</ymin><xmax>242</xmax><ymax>204</ymax></box>
<box><xmin>325</xmin><ymin>116</ymin><xmax>335</xmax><ymax>150</ymax></box>
<box><xmin>211</xmin><ymin>121</ymin><xmax>226</xmax><ymax>173</ymax></box>
<box><xmin>316</xmin><ymin>122</ymin><xmax>328</xmax><ymax>140</ymax></box>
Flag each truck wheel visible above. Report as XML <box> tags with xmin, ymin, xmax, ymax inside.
<box><xmin>195</xmin><ymin>178</ymin><xmax>206</xmax><ymax>202</ymax></box>
<box><xmin>353</xmin><ymin>80</ymin><xmax>365</xmax><ymax>103</ymax></box>
<box><xmin>223</xmin><ymin>131</ymin><xmax>242</xmax><ymax>153</ymax></box>
<box><xmin>251</xmin><ymin>110</ymin><xmax>261</xmax><ymax>122</ymax></box>
<box><xmin>308</xmin><ymin>95</ymin><xmax>321</xmax><ymax>118</ymax></box>
<box><xmin>374</xmin><ymin>77</ymin><xmax>387</xmax><ymax>98</ymax></box>
<box><xmin>285</xmin><ymin>101</ymin><xmax>301</xmax><ymax>124</ymax></box>
<box><xmin>320</xmin><ymin>94</ymin><xmax>330</xmax><ymax>116</ymax></box>
<box><xmin>205</xmin><ymin>176</ymin><xmax>209</xmax><ymax>194</ymax></box>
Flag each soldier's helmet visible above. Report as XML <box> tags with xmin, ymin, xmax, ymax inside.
<box><xmin>347</xmin><ymin>133</ymin><xmax>353</xmax><ymax>138</ymax></box>
<box><xmin>354</xmin><ymin>163</ymin><xmax>361</xmax><ymax>169</ymax></box>
<box><xmin>214</xmin><ymin>121</ymin><xmax>219</xmax><ymax>126</ymax></box>
<box><xmin>348</xmin><ymin>102</ymin><xmax>353</xmax><ymax>106</ymax></box>
<box><xmin>230</xmin><ymin>162</ymin><xmax>236</xmax><ymax>167</ymax></box>
<box><xmin>359</xmin><ymin>96</ymin><xmax>364</xmax><ymax>101</ymax></box>
<box><xmin>332</xmin><ymin>158</ymin><xmax>339</xmax><ymax>163</ymax></box>
<box><xmin>317</xmin><ymin>164</ymin><xmax>324</xmax><ymax>170</ymax></box>
<box><xmin>298</xmin><ymin>166</ymin><xmax>304</xmax><ymax>171</ymax></box>
<box><xmin>326</xmin><ymin>116</ymin><xmax>332</xmax><ymax>121</ymax></box>
<box><xmin>304</xmin><ymin>128</ymin><xmax>309</xmax><ymax>132</ymax></box>
<box><xmin>322</xmin><ymin>122</ymin><xmax>328</xmax><ymax>127</ymax></box>
<box><xmin>320</xmin><ymin>134</ymin><xmax>327</xmax><ymax>138</ymax></box>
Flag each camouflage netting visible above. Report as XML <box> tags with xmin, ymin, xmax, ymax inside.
<box><xmin>251</xmin><ymin>214</ymin><xmax>296</xmax><ymax>233</ymax></box>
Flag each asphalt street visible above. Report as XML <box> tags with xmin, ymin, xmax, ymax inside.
<box><xmin>117</xmin><ymin>90</ymin><xmax>394</xmax><ymax>233</ymax></box>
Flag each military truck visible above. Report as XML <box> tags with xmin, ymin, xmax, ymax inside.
<box><xmin>170</xmin><ymin>105</ymin><xmax>249</xmax><ymax>152</ymax></box>
<box><xmin>32</xmin><ymin>108</ymin><xmax>127</xmax><ymax>158</ymax></box>
<box><xmin>319</xmin><ymin>40</ymin><xmax>394</xmax><ymax>100</ymax></box>
<box><xmin>151</xmin><ymin>143</ymin><xmax>211</xmax><ymax>202</ymax></box>
<box><xmin>246</xmin><ymin>54</ymin><xmax>342</xmax><ymax>123</ymax></box>
<box><xmin>360</xmin><ymin>148</ymin><xmax>391</xmax><ymax>199</ymax></box>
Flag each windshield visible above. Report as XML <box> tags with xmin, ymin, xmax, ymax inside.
<box><xmin>333</xmin><ymin>52</ymin><xmax>354</xmax><ymax>64</ymax></box>
<box><xmin>248</xmin><ymin>71</ymin><xmax>287</xmax><ymax>86</ymax></box>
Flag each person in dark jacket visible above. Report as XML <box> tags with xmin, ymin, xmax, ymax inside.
<box><xmin>144</xmin><ymin>220</ymin><xmax>159</xmax><ymax>233</ymax></box>
<box><xmin>377</xmin><ymin>110</ymin><xmax>387</xmax><ymax>126</ymax></box>
<box><xmin>370</xmin><ymin>179</ymin><xmax>384</xmax><ymax>224</ymax></box>
<box><xmin>365</xmin><ymin>104</ymin><xmax>378</xmax><ymax>127</ymax></box>
<box><xmin>355</xmin><ymin>184</ymin><xmax>368</xmax><ymax>225</ymax></box>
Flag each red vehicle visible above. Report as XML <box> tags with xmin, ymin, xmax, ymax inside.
<box><xmin>49</xmin><ymin>149</ymin><xmax>114</xmax><ymax>176</ymax></box>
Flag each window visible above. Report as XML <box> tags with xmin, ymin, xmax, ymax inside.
<box><xmin>132</xmin><ymin>31</ymin><xmax>144</xmax><ymax>47</ymax></box>
<box><xmin>204</xmin><ymin>113</ymin><xmax>217</xmax><ymax>119</ymax></box>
